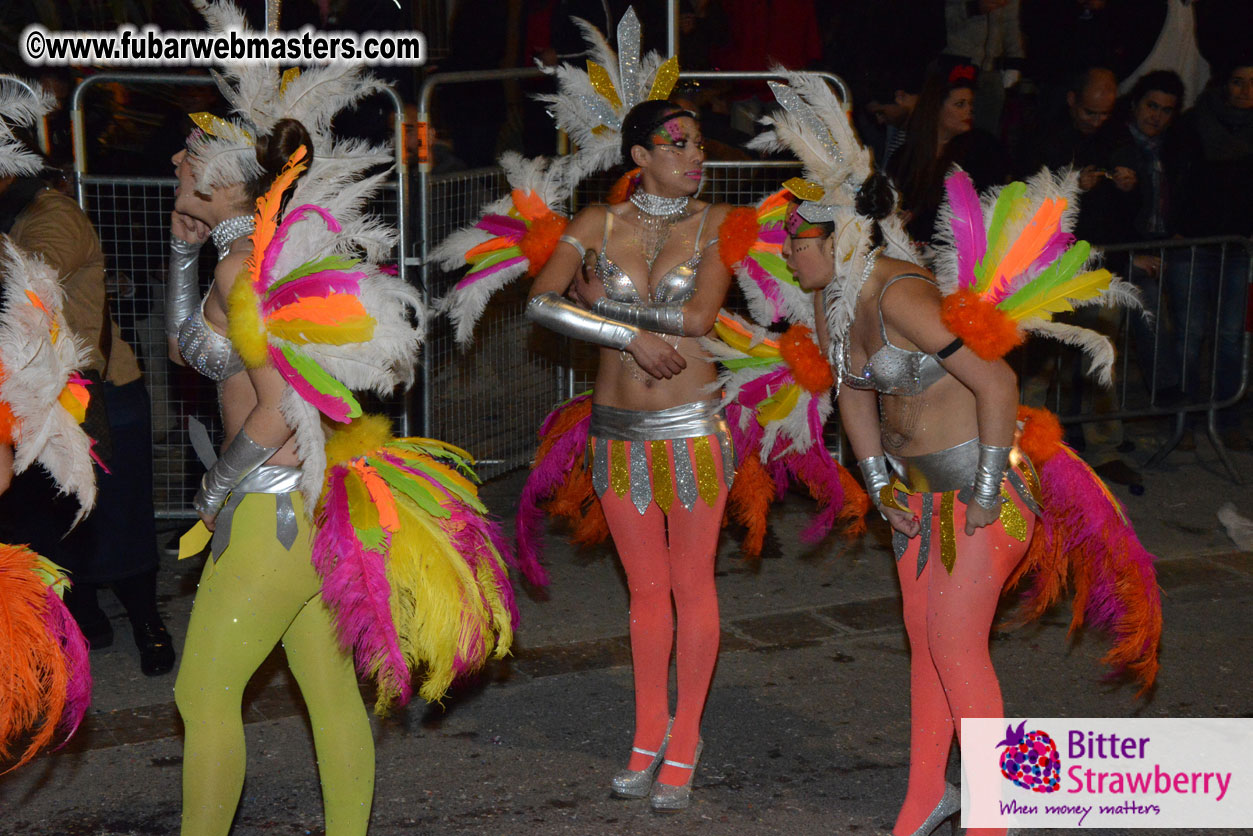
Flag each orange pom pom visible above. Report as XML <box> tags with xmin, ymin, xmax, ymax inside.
<box><xmin>606</xmin><ymin>168</ymin><xmax>640</xmax><ymax>204</ymax></box>
<box><xmin>519</xmin><ymin>211</ymin><xmax>570</xmax><ymax>277</ymax></box>
<box><xmin>778</xmin><ymin>324</ymin><xmax>833</xmax><ymax>393</ymax></box>
<box><xmin>939</xmin><ymin>288</ymin><xmax>1023</xmax><ymax>361</ymax></box>
<box><xmin>1016</xmin><ymin>404</ymin><xmax>1064</xmax><ymax>465</ymax></box>
<box><xmin>718</xmin><ymin>206</ymin><xmax>759</xmax><ymax>270</ymax></box>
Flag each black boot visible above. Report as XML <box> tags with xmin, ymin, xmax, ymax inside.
<box><xmin>112</xmin><ymin>569</ymin><xmax>175</xmax><ymax>676</ymax></box>
<box><xmin>63</xmin><ymin>581</ymin><xmax>113</xmax><ymax>649</ymax></box>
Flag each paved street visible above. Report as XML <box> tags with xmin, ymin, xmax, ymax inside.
<box><xmin>2</xmin><ymin>432</ymin><xmax>1251</xmax><ymax>836</ymax></box>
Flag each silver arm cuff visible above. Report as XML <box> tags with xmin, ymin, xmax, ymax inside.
<box><xmin>592</xmin><ymin>297</ymin><xmax>686</xmax><ymax>336</ymax></box>
<box><xmin>192</xmin><ymin>428</ymin><xmax>281</xmax><ymax>517</ymax></box>
<box><xmin>167</xmin><ymin>236</ymin><xmax>203</xmax><ymax>339</ymax></box>
<box><xmin>526</xmin><ymin>292</ymin><xmax>639</xmax><ymax>350</ymax></box>
<box><xmin>858</xmin><ymin>455</ymin><xmax>891</xmax><ymax>507</ymax></box>
<box><xmin>972</xmin><ymin>444</ymin><xmax>1012</xmax><ymax>510</ymax></box>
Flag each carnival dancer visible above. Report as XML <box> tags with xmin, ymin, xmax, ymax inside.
<box><xmin>0</xmin><ymin>77</ymin><xmax>93</xmax><ymax>773</ymax></box>
<box><xmin>166</xmin><ymin>3</ymin><xmax>520</xmax><ymax>833</ymax></box>
<box><xmin>753</xmin><ymin>72</ymin><xmax>1161</xmax><ymax>836</ymax></box>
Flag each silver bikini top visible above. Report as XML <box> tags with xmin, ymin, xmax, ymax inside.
<box><xmin>177</xmin><ymin>295</ymin><xmax>246</xmax><ymax>382</ymax></box>
<box><xmin>562</xmin><ymin>206</ymin><xmax>713</xmax><ymax>306</ymax></box>
<box><xmin>839</xmin><ymin>274</ymin><xmax>949</xmax><ymax>396</ymax></box>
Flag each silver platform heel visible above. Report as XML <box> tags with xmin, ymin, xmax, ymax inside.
<box><xmin>648</xmin><ymin>738</ymin><xmax>703</xmax><ymax>813</ymax></box>
<box><xmin>901</xmin><ymin>782</ymin><xmax>960</xmax><ymax>836</ymax></box>
<box><xmin>611</xmin><ymin>718</ymin><xmax>673</xmax><ymax>799</ymax></box>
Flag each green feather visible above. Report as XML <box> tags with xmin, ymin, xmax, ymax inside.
<box><xmin>278</xmin><ymin>344</ymin><xmax>362</xmax><ymax>419</ymax></box>
<box><xmin>752</xmin><ymin>251</ymin><xmax>800</xmax><ymax>287</ymax></box>
<box><xmin>370</xmin><ymin>458</ymin><xmax>450</xmax><ymax>519</ymax></box>
<box><xmin>975</xmin><ymin>181</ymin><xmax>1027</xmax><ymax>287</ymax></box>
<box><xmin>467</xmin><ymin>245</ymin><xmax>523</xmax><ymax>273</ymax></box>
<box><xmin>354</xmin><ymin>525</ymin><xmax>388</xmax><ymax>550</ymax></box>
<box><xmin>722</xmin><ymin>355</ymin><xmax>784</xmax><ymax>371</ymax></box>
<box><xmin>270</xmin><ymin>254</ymin><xmax>361</xmax><ymax>292</ymax></box>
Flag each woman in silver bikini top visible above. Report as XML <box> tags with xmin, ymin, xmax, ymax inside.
<box><xmin>838</xmin><ymin>273</ymin><xmax>949</xmax><ymax>397</ymax></box>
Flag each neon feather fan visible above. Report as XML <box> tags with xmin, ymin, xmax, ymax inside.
<box><xmin>703</xmin><ymin>314</ymin><xmax>868</xmax><ymax>555</ymax></box>
<box><xmin>432</xmin><ymin>153</ymin><xmax>577</xmax><ymax>346</ymax></box>
<box><xmin>0</xmin><ymin>545</ymin><xmax>91</xmax><ymax>773</ymax></box>
<box><xmin>313</xmin><ymin>415</ymin><xmax>524</xmax><ymax>711</ymax></box>
<box><xmin>224</xmin><ymin>146</ymin><xmax>426</xmax><ymax>506</ymax></box>
<box><xmin>931</xmin><ymin>167</ymin><xmax>1140</xmax><ymax>384</ymax></box>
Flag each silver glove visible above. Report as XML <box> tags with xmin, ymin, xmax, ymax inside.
<box><xmin>167</xmin><ymin>236</ymin><xmax>203</xmax><ymax>339</ymax></box>
<box><xmin>591</xmin><ymin>297</ymin><xmax>686</xmax><ymax>336</ymax></box>
<box><xmin>192</xmin><ymin>428</ymin><xmax>280</xmax><ymax>517</ymax></box>
<box><xmin>526</xmin><ymin>292</ymin><xmax>639</xmax><ymax>350</ymax></box>
<box><xmin>858</xmin><ymin>455</ymin><xmax>891</xmax><ymax>507</ymax></box>
<box><xmin>971</xmin><ymin>444</ymin><xmax>1012</xmax><ymax>510</ymax></box>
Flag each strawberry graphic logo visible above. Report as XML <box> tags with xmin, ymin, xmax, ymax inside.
<box><xmin>996</xmin><ymin>720</ymin><xmax>1061</xmax><ymax>793</ymax></box>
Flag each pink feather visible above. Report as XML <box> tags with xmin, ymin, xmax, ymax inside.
<box><xmin>260</xmin><ymin>203</ymin><xmax>342</xmax><ymax>289</ymax></box>
<box><xmin>41</xmin><ymin>589</ymin><xmax>91</xmax><ymax>742</ymax></box>
<box><xmin>269</xmin><ymin>345</ymin><xmax>354</xmax><ymax>423</ymax></box>
<box><xmin>263</xmin><ymin>270</ymin><xmax>365</xmax><ymax>313</ymax></box>
<box><xmin>944</xmin><ymin>170</ymin><xmax>986</xmax><ymax>289</ymax></box>
<box><xmin>515</xmin><ymin>399</ymin><xmax>590</xmax><ymax>579</ymax></box>
<box><xmin>475</xmin><ymin>214</ymin><xmax>527</xmax><ymax>240</ymax></box>
<box><xmin>1024</xmin><ymin>230</ymin><xmax>1075</xmax><ymax>279</ymax></box>
<box><xmin>758</xmin><ymin>224</ymin><xmax>786</xmax><ymax>245</ymax></box>
<box><xmin>743</xmin><ymin>259</ymin><xmax>787</xmax><ymax>321</ymax></box>
<box><xmin>454</xmin><ymin>255</ymin><xmax>528</xmax><ymax>289</ymax></box>
<box><xmin>1021</xmin><ymin>445</ymin><xmax>1162</xmax><ymax>688</ymax></box>
<box><xmin>312</xmin><ymin>471</ymin><xmax>413</xmax><ymax>705</ymax></box>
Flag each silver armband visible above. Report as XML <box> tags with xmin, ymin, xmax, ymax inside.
<box><xmin>857</xmin><ymin>455</ymin><xmax>891</xmax><ymax>507</ymax></box>
<box><xmin>192</xmin><ymin>428</ymin><xmax>280</xmax><ymax>517</ymax></box>
<box><xmin>167</xmin><ymin>236</ymin><xmax>203</xmax><ymax>339</ymax></box>
<box><xmin>971</xmin><ymin>444</ymin><xmax>1012</xmax><ymax>510</ymax></box>
<box><xmin>592</xmin><ymin>297</ymin><xmax>686</xmax><ymax>336</ymax></box>
<box><xmin>526</xmin><ymin>292</ymin><xmax>639</xmax><ymax>350</ymax></box>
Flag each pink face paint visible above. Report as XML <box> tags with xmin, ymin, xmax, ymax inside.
<box><xmin>650</xmin><ymin>117</ymin><xmax>686</xmax><ymax>146</ymax></box>
<box><xmin>784</xmin><ymin>205</ymin><xmax>826</xmax><ymax>239</ymax></box>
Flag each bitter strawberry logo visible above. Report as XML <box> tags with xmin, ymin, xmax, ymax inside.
<box><xmin>997</xmin><ymin>720</ymin><xmax>1061</xmax><ymax>793</ymax></box>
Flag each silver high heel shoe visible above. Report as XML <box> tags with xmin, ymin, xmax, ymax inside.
<box><xmin>649</xmin><ymin>738</ymin><xmax>703</xmax><ymax>813</ymax></box>
<box><xmin>611</xmin><ymin>718</ymin><xmax>673</xmax><ymax>799</ymax></box>
<box><xmin>900</xmin><ymin>782</ymin><xmax>960</xmax><ymax>836</ymax></box>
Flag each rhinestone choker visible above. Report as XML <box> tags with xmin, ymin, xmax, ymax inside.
<box><xmin>630</xmin><ymin>190</ymin><xmax>689</xmax><ymax>217</ymax></box>
<box><xmin>210</xmin><ymin>215</ymin><xmax>256</xmax><ymax>257</ymax></box>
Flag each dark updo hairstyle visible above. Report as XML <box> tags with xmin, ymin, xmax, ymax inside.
<box><xmin>854</xmin><ymin>170</ymin><xmax>896</xmax><ymax>248</ymax></box>
<box><xmin>248</xmin><ymin>117</ymin><xmax>314</xmax><ymax>202</ymax></box>
<box><xmin>619</xmin><ymin>99</ymin><xmax>696</xmax><ymax>162</ymax></box>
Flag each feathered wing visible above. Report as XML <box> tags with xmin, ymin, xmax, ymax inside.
<box><xmin>0</xmin><ymin>78</ymin><xmax>55</xmax><ymax>178</ymax></box>
<box><xmin>0</xmin><ymin>545</ymin><xmax>91</xmax><ymax>773</ymax></box>
<box><xmin>228</xmin><ymin>148</ymin><xmax>424</xmax><ymax>504</ymax></box>
<box><xmin>933</xmin><ymin>166</ymin><xmax>1141</xmax><ymax>380</ymax></box>
<box><xmin>313</xmin><ymin>416</ymin><xmax>522</xmax><ymax>712</ymax></box>
<box><xmin>0</xmin><ymin>240</ymin><xmax>97</xmax><ymax>520</ymax></box>
<box><xmin>705</xmin><ymin>314</ymin><xmax>868</xmax><ymax>557</ymax></box>
<box><xmin>431</xmin><ymin>152</ymin><xmax>577</xmax><ymax>346</ymax></box>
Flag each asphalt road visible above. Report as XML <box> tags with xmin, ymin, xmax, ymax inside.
<box><xmin>2</xmin><ymin>439</ymin><xmax>1251</xmax><ymax>836</ymax></box>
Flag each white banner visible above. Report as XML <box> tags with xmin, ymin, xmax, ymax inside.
<box><xmin>961</xmin><ymin>718</ymin><xmax>1253</xmax><ymax>828</ymax></box>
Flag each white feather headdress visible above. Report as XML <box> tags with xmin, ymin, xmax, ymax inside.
<box><xmin>534</xmin><ymin>6</ymin><xmax>681</xmax><ymax>183</ymax></box>
<box><xmin>748</xmin><ymin>69</ymin><xmax>914</xmax><ymax>367</ymax></box>
<box><xmin>0</xmin><ymin>77</ymin><xmax>54</xmax><ymax>178</ymax></box>
<box><xmin>187</xmin><ymin>0</ymin><xmax>390</xmax><ymax>191</ymax></box>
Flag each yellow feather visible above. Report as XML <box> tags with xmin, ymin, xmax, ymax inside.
<box><xmin>1006</xmin><ymin>269</ymin><xmax>1113</xmax><ymax>323</ymax></box>
<box><xmin>267</xmin><ymin>315</ymin><xmax>375</xmax><ymax>346</ymax></box>
<box><xmin>226</xmin><ymin>272</ymin><xmax>268</xmax><ymax>367</ymax></box>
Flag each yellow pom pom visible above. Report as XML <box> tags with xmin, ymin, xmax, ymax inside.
<box><xmin>325</xmin><ymin>414</ymin><xmax>396</xmax><ymax>468</ymax></box>
<box><xmin>226</xmin><ymin>271</ymin><xmax>268</xmax><ymax>368</ymax></box>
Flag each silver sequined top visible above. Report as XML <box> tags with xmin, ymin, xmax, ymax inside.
<box><xmin>596</xmin><ymin>206</ymin><xmax>713</xmax><ymax>305</ymax></box>
<box><xmin>839</xmin><ymin>274</ymin><xmax>949</xmax><ymax>396</ymax></box>
<box><xmin>177</xmin><ymin>296</ymin><xmax>246</xmax><ymax>382</ymax></box>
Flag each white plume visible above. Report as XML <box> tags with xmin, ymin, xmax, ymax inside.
<box><xmin>0</xmin><ymin>78</ymin><xmax>55</xmax><ymax>178</ymax></box>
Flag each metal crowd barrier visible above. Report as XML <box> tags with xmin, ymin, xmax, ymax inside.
<box><xmin>68</xmin><ymin>73</ymin><xmax>409</xmax><ymax>518</ymax></box>
<box><xmin>416</xmin><ymin>68</ymin><xmax>840</xmax><ymax>478</ymax></box>
<box><xmin>1038</xmin><ymin>236</ymin><xmax>1253</xmax><ymax>482</ymax></box>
